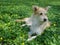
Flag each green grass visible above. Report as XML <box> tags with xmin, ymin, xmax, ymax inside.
<box><xmin>0</xmin><ymin>0</ymin><xmax>60</xmax><ymax>45</ymax></box>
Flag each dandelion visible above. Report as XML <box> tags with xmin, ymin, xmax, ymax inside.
<box><xmin>21</xmin><ymin>42</ymin><xmax>24</xmax><ymax>45</ymax></box>
<box><xmin>0</xmin><ymin>37</ymin><xmax>3</xmax><ymax>41</ymax></box>
<box><xmin>54</xmin><ymin>23</ymin><xmax>56</xmax><ymax>26</ymax></box>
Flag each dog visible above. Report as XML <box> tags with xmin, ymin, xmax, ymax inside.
<box><xmin>16</xmin><ymin>5</ymin><xmax>51</xmax><ymax>41</ymax></box>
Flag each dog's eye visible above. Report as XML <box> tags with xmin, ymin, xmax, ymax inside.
<box><xmin>40</xmin><ymin>13</ymin><xmax>43</xmax><ymax>15</ymax></box>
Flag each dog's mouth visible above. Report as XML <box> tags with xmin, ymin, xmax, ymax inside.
<box><xmin>40</xmin><ymin>21</ymin><xmax>45</xmax><ymax>25</ymax></box>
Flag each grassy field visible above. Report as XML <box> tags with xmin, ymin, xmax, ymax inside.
<box><xmin>0</xmin><ymin>0</ymin><xmax>60</xmax><ymax>45</ymax></box>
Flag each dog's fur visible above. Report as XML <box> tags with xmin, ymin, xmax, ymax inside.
<box><xmin>16</xmin><ymin>6</ymin><xmax>51</xmax><ymax>41</ymax></box>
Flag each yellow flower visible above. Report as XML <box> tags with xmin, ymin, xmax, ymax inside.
<box><xmin>0</xmin><ymin>37</ymin><xmax>3</xmax><ymax>40</ymax></box>
<box><xmin>21</xmin><ymin>42</ymin><xmax>24</xmax><ymax>45</ymax></box>
<box><xmin>54</xmin><ymin>24</ymin><xmax>56</xmax><ymax>26</ymax></box>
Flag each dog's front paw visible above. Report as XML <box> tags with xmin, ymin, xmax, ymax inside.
<box><xmin>21</xmin><ymin>24</ymin><xmax>26</xmax><ymax>27</ymax></box>
<box><xmin>47</xmin><ymin>22</ymin><xmax>51</xmax><ymax>27</ymax></box>
<box><xmin>27</xmin><ymin>36</ymin><xmax>37</xmax><ymax>41</ymax></box>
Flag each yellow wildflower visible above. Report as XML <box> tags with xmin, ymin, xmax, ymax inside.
<box><xmin>21</xmin><ymin>42</ymin><xmax>24</xmax><ymax>45</ymax></box>
<box><xmin>54</xmin><ymin>23</ymin><xmax>56</xmax><ymax>26</ymax></box>
<box><xmin>0</xmin><ymin>37</ymin><xmax>3</xmax><ymax>40</ymax></box>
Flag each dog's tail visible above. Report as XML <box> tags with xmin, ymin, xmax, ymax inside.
<box><xmin>27</xmin><ymin>36</ymin><xmax>37</xmax><ymax>41</ymax></box>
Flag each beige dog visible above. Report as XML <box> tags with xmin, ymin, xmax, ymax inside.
<box><xmin>16</xmin><ymin>6</ymin><xmax>51</xmax><ymax>41</ymax></box>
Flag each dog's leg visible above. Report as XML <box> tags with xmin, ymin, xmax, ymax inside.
<box><xmin>27</xmin><ymin>31</ymin><xmax>37</xmax><ymax>41</ymax></box>
<box><xmin>41</xmin><ymin>21</ymin><xmax>50</xmax><ymax>30</ymax></box>
<box><xmin>15</xmin><ymin>18</ymin><xmax>32</xmax><ymax>26</ymax></box>
<box><xmin>24</xmin><ymin>18</ymin><xmax>32</xmax><ymax>26</ymax></box>
<box><xmin>27</xmin><ymin>35</ymin><xmax>37</xmax><ymax>41</ymax></box>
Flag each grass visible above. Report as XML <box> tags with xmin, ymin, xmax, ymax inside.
<box><xmin>0</xmin><ymin>0</ymin><xmax>60</xmax><ymax>45</ymax></box>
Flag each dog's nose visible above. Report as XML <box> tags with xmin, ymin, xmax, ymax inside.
<box><xmin>44</xmin><ymin>19</ymin><xmax>47</xmax><ymax>22</ymax></box>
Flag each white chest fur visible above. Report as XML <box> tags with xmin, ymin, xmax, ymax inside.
<box><xmin>30</xmin><ymin>16</ymin><xmax>44</xmax><ymax>35</ymax></box>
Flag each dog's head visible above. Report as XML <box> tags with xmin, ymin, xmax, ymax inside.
<box><xmin>33</xmin><ymin>6</ymin><xmax>50</xmax><ymax>22</ymax></box>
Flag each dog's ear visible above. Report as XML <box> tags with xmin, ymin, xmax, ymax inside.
<box><xmin>32</xmin><ymin>5</ymin><xmax>39</xmax><ymax>12</ymax></box>
<box><xmin>45</xmin><ymin>6</ymin><xmax>51</xmax><ymax>11</ymax></box>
